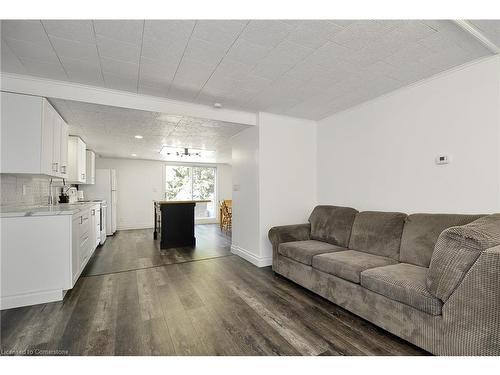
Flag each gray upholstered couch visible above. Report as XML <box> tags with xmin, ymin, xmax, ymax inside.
<box><xmin>268</xmin><ymin>205</ymin><xmax>500</xmax><ymax>355</ymax></box>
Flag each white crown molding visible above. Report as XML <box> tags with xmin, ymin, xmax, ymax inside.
<box><xmin>0</xmin><ymin>72</ymin><xmax>257</xmax><ymax>126</ymax></box>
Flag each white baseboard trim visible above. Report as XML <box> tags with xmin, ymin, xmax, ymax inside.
<box><xmin>117</xmin><ymin>220</ymin><xmax>219</xmax><ymax>230</ymax></box>
<box><xmin>117</xmin><ymin>224</ymin><xmax>153</xmax><ymax>230</ymax></box>
<box><xmin>231</xmin><ymin>245</ymin><xmax>272</xmax><ymax>268</ymax></box>
<box><xmin>1</xmin><ymin>289</ymin><xmax>64</xmax><ymax>310</ymax></box>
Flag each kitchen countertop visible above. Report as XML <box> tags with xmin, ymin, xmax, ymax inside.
<box><xmin>153</xmin><ymin>200</ymin><xmax>211</xmax><ymax>205</ymax></box>
<box><xmin>0</xmin><ymin>202</ymin><xmax>100</xmax><ymax>218</ymax></box>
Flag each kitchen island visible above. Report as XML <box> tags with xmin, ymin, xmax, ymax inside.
<box><xmin>153</xmin><ymin>200</ymin><xmax>211</xmax><ymax>249</ymax></box>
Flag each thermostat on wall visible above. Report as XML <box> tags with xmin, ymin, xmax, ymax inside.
<box><xmin>435</xmin><ymin>155</ymin><xmax>451</xmax><ymax>165</ymax></box>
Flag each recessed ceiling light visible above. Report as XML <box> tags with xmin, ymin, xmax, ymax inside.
<box><xmin>134</xmin><ymin>135</ymin><xmax>143</xmax><ymax>139</ymax></box>
<box><xmin>213</xmin><ymin>102</ymin><xmax>222</xmax><ymax>108</ymax></box>
<box><xmin>131</xmin><ymin>153</ymin><xmax>137</xmax><ymax>157</ymax></box>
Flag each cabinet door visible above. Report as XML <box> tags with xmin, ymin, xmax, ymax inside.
<box><xmin>60</xmin><ymin>120</ymin><xmax>69</xmax><ymax>178</ymax></box>
<box><xmin>41</xmin><ymin>100</ymin><xmax>55</xmax><ymax>176</ymax></box>
<box><xmin>85</xmin><ymin>150</ymin><xmax>96</xmax><ymax>184</ymax></box>
<box><xmin>90</xmin><ymin>207</ymin><xmax>97</xmax><ymax>253</ymax></box>
<box><xmin>71</xmin><ymin>217</ymin><xmax>80</xmax><ymax>286</ymax></box>
<box><xmin>1</xmin><ymin>92</ymin><xmax>44</xmax><ymax>174</ymax></box>
<box><xmin>79</xmin><ymin>139</ymin><xmax>87</xmax><ymax>183</ymax></box>
<box><xmin>52</xmin><ymin>112</ymin><xmax>62</xmax><ymax>178</ymax></box>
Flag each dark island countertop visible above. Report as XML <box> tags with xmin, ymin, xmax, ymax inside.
<box><xmin>153</xmin><ymin>200</ymin><xmax>211</xmax><ymax>205</ymax></box>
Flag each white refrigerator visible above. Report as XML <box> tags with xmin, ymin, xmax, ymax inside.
<box><xmin>82</xmin><ymin>169</ymin><xmax>117</xmax><ymax>235</ymax></box>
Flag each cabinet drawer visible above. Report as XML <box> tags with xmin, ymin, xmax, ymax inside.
<box><xmin>79</xmin><ymin>211</ymin><xmax>90</xmax><ymax>238</ymax></box>
<box><xmin>79</xmin><ymin>235</ymin><xmax>90</xmax><ymax>267</ymax></box>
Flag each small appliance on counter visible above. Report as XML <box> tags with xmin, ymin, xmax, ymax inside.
<box><xmin>77</xmin><ymin>190</ymin><xmax>85</xmax><ymax>201</ymax></box>
<box><xmin>68</xmin><ymin>187</ymin><xmax>78</xmax><ymax>204</ymax></box>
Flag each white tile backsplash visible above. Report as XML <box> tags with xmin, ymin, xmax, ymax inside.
<box><xmin>0</xmin><ymin>174</ymin><xmax>64</xmax><ymax>209</ymax></box>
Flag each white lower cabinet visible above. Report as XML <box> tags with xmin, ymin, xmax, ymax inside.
<box><xmin>1</xmin><ymin>204</ymin><xmax>102</xmax><ymax>310</ymax></box>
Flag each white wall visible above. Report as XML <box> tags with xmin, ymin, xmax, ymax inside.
<box><xmin>231</xmin><ymin>126</ymin><xmax>261</xmax><ymax>263</ymax></box>
<box><xmin>96</xmin><ymin>158</ymin><xmax>164</xmax><ymax>230</ymax></box>
<box><xmin>217</xmin><ymin>164</ymin><xmax>232</xmax><ymax>202</ymax></box>
<box><xmin>258</xmin><ymin>112</ymin><xmax>317</xmax><ymax>264</ymax></box>
<box><xmin>317</xmin><ymin>56</ymin><xmax>500</xmax><ymax>214</ymax></box>
<box><xmin>231</xmin><ymin>113</ymin><xmax>317</xmax><ymax>267</ymax></box>
<box><xmin>96</xmin><ymin>157</ymin><xmax>232</xmax><ymax>230</ymax></box>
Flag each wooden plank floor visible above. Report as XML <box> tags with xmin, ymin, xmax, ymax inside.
<box><xmin>83</xmin><ymin>224</ymin><xmax>232</xmax><ymax>276</ymax></box>
<box><xmin>0</xmin><ymin>225</ymin><xmax>428</xmax><ymax>356</ymax></box>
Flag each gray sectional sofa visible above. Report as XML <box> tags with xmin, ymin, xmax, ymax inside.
<box><xmin>268</xmin><ymin>205</ymin><xmax>500</xmax><ymax>355</ymax></box>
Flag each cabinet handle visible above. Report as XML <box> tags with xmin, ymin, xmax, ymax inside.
<box><xmin>91</xmin><ymin>209</ymin><xmax>95</xmax><ymax>216</ymax></box>
<box><xmin>81</xmin><ymin>173</ymin><xmax>86</xmax><ymax>180</ymax></box>
<box><xmin>80</xmin><ymin>216</ymin><xmax>83</xmax><ymax>224</ymax></box>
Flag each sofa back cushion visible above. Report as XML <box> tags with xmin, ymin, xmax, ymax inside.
<box><xmin>400</xmin><ymin>214</ymin><xmax>484</xmax><ymax>267</ymax></box>
<box><xmin>427</xmin><ymin>214</ymin><xmax>500</xmax><ymax>302</ymax></box>
<box><xmin>309</xmin><ymin>205</ymin><xmax>358</xmax><ymax>247</ymax></box>
<box><xmin>348</xmin><ymin>211</ymin><xmax>407</xmax><ymax>260</ymax></box>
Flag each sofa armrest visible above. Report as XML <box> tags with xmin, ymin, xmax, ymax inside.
<box><xmin>442</xmin><ymin>244</ymin><xmax>500</xmax><ymax>355</ymax></box>
<box><xmin>268</xmin><ymin>223</ymin><xmax>311</xmax><ymax>267</ymax></box>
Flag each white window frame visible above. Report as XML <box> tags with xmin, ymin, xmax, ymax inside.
<box><xmin>162</xmin><ymin>162</ymin><xmax>218</xmax><ymax>224</ymax></box>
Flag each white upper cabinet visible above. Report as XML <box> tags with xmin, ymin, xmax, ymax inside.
<box><xmin>84</xmin><ymin>150</ymin><xmax>96</xmax><ymax>185</ymax></box>
<box><xmin>67</xmin><ymin>136</ymin><xmax>87</xmax><ymax>184</ymax></box>
<box><xmin>1</xmin><ymin>91</ymin><xmax>69</xmax><ymax>178</ymax></box>
<box><xmin>60</xmin><ymin>118</ymin><xmax>69</xmax><ymax>178</ymax></box>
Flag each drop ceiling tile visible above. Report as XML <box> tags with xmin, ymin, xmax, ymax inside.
<box><xmin>144</xmin><ymin>20</ymin><xmax>195</xmax><ymax>42</ymax></box>
<box><xmin>4</xmin><ymin>37</ymin><xmax>60</xmax><ymax>64</ymax></box>
<box><xmin>173</xmin><ymin>58</ymin><xmax>214</xmax><ymax>87</ymax></box>
<box><xmin>61</xmin><ymin>57</ymin><xmax>103</xmax><ymax>85</ymax></box>
<box><xmin>240</xmin><ymin>20</ymin><xmax>295</xmax><ymax>48</ymax></box>
<box><xmin>193</xmin><ymin>20</ymin><xmax>247</xmax><ymax>49</ymax></box>
<box><xmin>139</xmin><ymin>57</ymin><xmax>177</xmax><ymax>83</ymax></box>
<box><xmin>1</xmin><ymin>20</ymin><xmax>48</xmax><ymax>43</ymax></box>
<box><xmin>329</xmin><ymin>20</ymin><xmax>357</xmax><ymax>27</ymax></box>
<box><xmin>285</xmin><ymin>20</ymin><xmax>343</xmax><ymax>49</ymax></box>
<box><xmin>20</xmin><ymin>59</ymin><xmax>67</xmax><ymax>80</ymax></box>
<box><xmin>100</xmin><ymin>57</ymin><xmax>139</xmax><ymax>77</ymax></box>
<box><xmin>264</xmin><ymin>40</ymin><xmax>315</xmax><ymax>65</ymax></box>
<box><xmin>141</xmin><ymin>35</ymin><xmax>186</xmax><ymax>62</ymax></box>
<box><xmin>0</xmin><ymin>39</ymin><xmax>26</xmax><ymax>73</ymax></box>
<box><xmin>42</xmin><ymin>20</ymin><xmax>95</xmax><ymax>43</ymax></box>
<box><xmin>224</xmin><ymin>38</ymin><xmax>273</xmax><ymax>65</ymax></box>
<box><xmin>183</xmin><ymin>37</ymin><xmax>227</xmax><ymax>68</ymax></box>
<box><xmin>168</xmin><ymin>83</ymin><xmax>201</xmax><ymax>102</ymax></box>
<box><xmin>93</xmin><ymin>20</ymin><xmax>144</xmax><ymax>44</ymax></box>
<box><xmin>96</xmin><ymin>35</ymin><xmax>141</xmax><ymax>63</ymax></box>
<box><xmin>49</xmin><ymin>36</ymin><xmax>99</xmax><ymax>61</ymax></box>
<box><xmin>383</xmin><ymin>42</ymin><xmax>434</xmax><ymax>66</ymax></box>
<box><xmin>330</xmin><ymin>20</ymin><xmax>400</xmax><ymax>50</ymax></box>
<box><xmin>251</xmin><ymin>58</ymin><xmax>294</xmax><ymax>80</ymax></box>
<box><xmin>211</xmin><ymin>58</ymin><xmax>253</xmax><ymax>80</ymax></box>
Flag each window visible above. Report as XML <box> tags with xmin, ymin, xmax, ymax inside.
<box><xmin>164</xmin><ymin>165</ymin><xmax>216</xmax><ymax>219</ymax></box>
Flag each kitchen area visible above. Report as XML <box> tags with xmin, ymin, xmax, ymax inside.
<box><xmin>0</xmin><ymin>91</ymin><xmax>117</xmax><ymax>310</ymax></box>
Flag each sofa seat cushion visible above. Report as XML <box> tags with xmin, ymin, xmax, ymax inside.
<box><xmin>278</xmin><ymin>240</ymin><xmax>346</xmax><ymax>265</ymax></box>
<box><xmin>312</xmin><ymin>250</ymin><xmax>397</xmax><ymax>284</ymax></box>
<box><xmin>361</xmin><ymin>263</ymin><xmax>443</xmax><ymax>316</ymax></box>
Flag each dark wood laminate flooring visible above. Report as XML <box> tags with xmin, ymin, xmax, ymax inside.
<box><xmin>0</xmin><ymin>226</ymin><xmax>428</xmax><ymax>356</ymax></box>
<box><xmin>83</xmin><ymin>224</ymin><xmax>232</xmax><ymax>276</ymax></box>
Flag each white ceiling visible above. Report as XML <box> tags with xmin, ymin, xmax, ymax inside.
<box><xmin>50</xmin><ymin>98</ymin><xmax>251</xmax><ymax>163</ymax></box>
<box><xmin>1</xmin><ymin>20</ymin><xmax>499</xmax><ymax>120</ymax></box>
